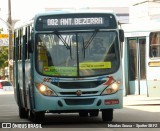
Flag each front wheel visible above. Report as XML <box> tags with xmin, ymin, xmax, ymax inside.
<box><xmin>102</xmin><ymin>109</ymin><xmax>113</xmax><ymax>122</ymax></box>
<box><xmin>19</xmin><ymin>107</ymin><xmax>28</xmax><ymax>119</ymax></box>
<box><xmin>79</xmin><ymin>111</ymin><xmax>88</xmax><ymax>117</ymax></box>
<box><xmin>30</xmin><ymin>111</ymin><xmax>45</xmax><ymax>123</ymax></box>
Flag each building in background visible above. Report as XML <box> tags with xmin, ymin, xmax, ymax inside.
<box><xmin>130</xmin><ymin>0</ymin><xmax>160</xmax><ymax>23</ymax></box>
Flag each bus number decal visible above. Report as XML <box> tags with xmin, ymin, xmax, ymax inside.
<box><xmin>43</xmin><ymin>77</ymin><xmax>60</xmax><ymax>82</ymax></box>
<box><xmin>43</xmin><ymin>78</ymin><xmax>51</xmax><ymax>82</ymax></box>
<box><xmin>47</xmin><ymin>19</ymin><xmax>58</xmax><ymax>26</ymax></box>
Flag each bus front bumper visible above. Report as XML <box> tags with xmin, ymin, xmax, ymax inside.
<box><xmin>34</xmin><ymin>90</ymin><xmax>123</xmax><ymax>112</ymax></box>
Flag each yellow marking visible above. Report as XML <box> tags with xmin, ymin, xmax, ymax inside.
<box><xmin>0</xmin><ymin>34</ymin><xmax>14</xmax><ymax>38</ymax></box>
<box><xmin>79</xmin><ymin>62</ymin><xmax>111</xmax><ymax>69</ymax></box>
<box><xmin>148</xmin><ymin>61</ymin><xmax>160</xmax><ymax>67</ymax></box>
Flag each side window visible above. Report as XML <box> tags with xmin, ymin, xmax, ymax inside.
<box><xmin>27</xmin><ymin>26</ymin><xmax>32</xmax><ymax>59</ymax></box>
<box><xmin>14</xmin><ymin>25</ymin><xmax>32</xmax><ymax>61</ymax></box>
<box><xmin>13</xmin><ymin>31</ymin><xmax>17</xmax><ymax>61</ymax></box>
<box><xmin>150</xmin><ymin>32</ymin><xmax>160</xmax><ymax>58</ymax></box>
<box><xmin>24</xmin><ymin>25</ymin><xmax>32</xmax><ymax>60</ymax></box>
<box><xmin>23</xmin><ymin>27</ymin><xmax>27</xmax><ymax>60</ymax></box>
<box><xmin>18</xmin><ymin>29</ymin><xmax>22</xmax><ymax>60</ymax></box>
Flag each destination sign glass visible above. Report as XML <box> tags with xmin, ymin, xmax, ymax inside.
<box><xmin>35</xmin><ymin>14</ymin><xmax>117</xmax><ymax>31</ymax></box>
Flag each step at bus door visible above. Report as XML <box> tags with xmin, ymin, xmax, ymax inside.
<box><xmin>127</xmin><ymin>37</ymin><xmax>147</xmax><ymax>95</ymax></box>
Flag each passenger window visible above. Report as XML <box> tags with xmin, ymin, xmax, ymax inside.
<box><xmin>150</xmin><ymin>32</ymin><xmax>160</xmax><ymax>58</ymax></box>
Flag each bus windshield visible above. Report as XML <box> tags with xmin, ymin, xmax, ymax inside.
<box><xmin>36</xmin><ymin>31</ymin><xmax>120</xmax><ymax>77</ymax></box>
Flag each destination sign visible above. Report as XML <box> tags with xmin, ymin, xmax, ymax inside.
<box><xmin>35</xmin><ymin>14</ymin><xmax>117</xmax><ymax>31</ymax></box>
<box><xmin>47</xmin><ymin>17</ymin><xmax>103</xmax><ymax>26</ymax></box>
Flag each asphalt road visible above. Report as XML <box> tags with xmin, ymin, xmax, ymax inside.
<box><xmin>0</xmin><ymin>90</ymin><xmax>160</xmax><ymax>130</ymax></box>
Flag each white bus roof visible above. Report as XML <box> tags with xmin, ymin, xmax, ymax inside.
<box><xmin>14</xmin><ymin>20</ymin><xmax>33</xmax><ymax>30</ymax></box>
<box><xmin>122</xmin><ymin>21</ymin><xmax>160</xmax><ymax>33</ymax></box>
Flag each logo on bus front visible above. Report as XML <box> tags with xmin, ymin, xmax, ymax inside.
<box><xmin>76</xmin><ymin>90</ymin><xmax>82</xmax><ymax>96</ymax></box>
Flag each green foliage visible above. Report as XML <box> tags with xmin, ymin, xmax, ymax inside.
<box><xmin>0</xmin><ymin>46</ymin><xmax>8</xmax><ymax>68</ymax></box>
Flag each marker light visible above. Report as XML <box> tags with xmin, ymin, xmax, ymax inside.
<box><xmin>101</xmin><ymin>81</ymin><xmax>120</xmax><ymax>95</ymax></box>
<box><xmin>36</xmin><ymin>83</ymin><xmax>57</xmax><ymax>96</ymax></box>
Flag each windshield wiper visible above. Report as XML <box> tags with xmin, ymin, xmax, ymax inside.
<box><xmin>54</xmin><ymin>31</ymin><xmax>70</xmax><ymax>49</ymax></box>
<box><xmin>84</xmin><ymin>29</ymin><xmax>98</xmax><ymax>49</ymax></box>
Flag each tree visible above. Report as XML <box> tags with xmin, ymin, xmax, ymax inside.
<box><xmin>0</xmin><ymin>46</ymin><xmax>8</xmax><ymax>68</ymax></box>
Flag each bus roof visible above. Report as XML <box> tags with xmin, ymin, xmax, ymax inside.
<box><xmin>35</xmin><ymin>9</ymin><xmax>114</xmax><ymax>16</ymax></box>
<box><xmin>34</xmin><ymin>9</ymin><xmax>116</xmax><ymax>19</ymax></box>
<box><xmin>14</xmin><ymin>20</ymin><xmax>33</xmax><ymax>30</ymax></box>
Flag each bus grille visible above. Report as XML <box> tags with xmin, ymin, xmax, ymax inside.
<box><xmin>59</xmin><ymin>91</ymin><xmax>98</xmax><ymax>96</ymax></box>
<box><xmin>52</xmin><ymin>81</ymin><xmax>105</xmax><ymax>89</ymax></box>
<box><xmin>64</xmin><ymin>98</ymin><xmax>95</xmax><ymax>105</ymax></box>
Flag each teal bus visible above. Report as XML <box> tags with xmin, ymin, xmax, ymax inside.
<box><xmin>13</xmin><ymin>10</ymin><xmax>124</xmax><ymax>123</ymax></box>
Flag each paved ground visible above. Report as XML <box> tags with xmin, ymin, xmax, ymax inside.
<box><xmin>0</xmin><ymin>90</ymin><xmax>160</xmax><ymax>130</ymax></box>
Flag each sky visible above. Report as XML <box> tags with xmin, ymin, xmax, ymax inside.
<box><xmin>0</xmin><ymin>0</ymin><xmax>143</xmax><ymax>29</ymax></box>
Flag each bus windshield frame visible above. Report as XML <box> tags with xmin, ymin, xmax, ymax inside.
<box><xmin>35</xmin><ymin>30</ymin><xmax>120</xmax><ymax>77</ymax></box>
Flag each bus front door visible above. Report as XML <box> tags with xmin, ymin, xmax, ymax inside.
<box><xmin>127</xmin><ymin>37</ymin><xmax>147</xmax><ymax>95</ymax></box>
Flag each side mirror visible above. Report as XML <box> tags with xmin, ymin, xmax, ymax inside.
<box><xmin>119</xmin><ymin>29</ymin><xmax>124</xmax><ymax>43</ymax></box>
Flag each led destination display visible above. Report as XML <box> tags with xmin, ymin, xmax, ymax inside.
<box><xmin>35</xmin><ymin>14</ymin><xmax>117</xmax><ymax>30</ymax></box>
<box><xmin>47</xmin><ymin>17</ymin><xmax>103</xmax><ymax>26</ymax></box>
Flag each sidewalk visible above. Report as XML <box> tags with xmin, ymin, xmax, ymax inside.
<box><xmin>123</xmin><ymin>95</ymin><xmax>160</xmax><ymax>112</ymax></box>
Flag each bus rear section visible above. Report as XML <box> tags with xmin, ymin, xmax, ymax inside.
<box><xmin>13</xmin><ymin>11</ymin><xmax>124</xmax><ymax>123</ymax></box>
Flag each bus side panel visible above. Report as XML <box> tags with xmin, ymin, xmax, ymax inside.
<box><xmin>122</xmin><ymin>38</ymin><xmax>129</xmax><ymax>96</ymax></box>
<box><xmin>146</xmin><ymin>66</ymin><xmax>160</xmax><ymax>97</ymax></box>
<box><xmin>147</xmin><ymin>81</ymin><xmax>160</xmax><ymax>97</ymax></box>
<box><xmin>13</xmin><ymin>61</ymin><xmax>18</xmax><ymax>104</ymax></box>
<box><xmin>18</xmin><ymin>61</ymin><xmax>25</xmax><ymax>107</ymax></box>
<box><xmin>25</xmin><ymin>60</ymin><xmax>32</xmax><ymax>109</ymax></box>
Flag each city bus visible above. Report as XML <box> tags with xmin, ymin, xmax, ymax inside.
<box><xmin>13</xmin><ymin>10</ymin><xmax>124</xmax><ymax>123</ymax></box>
<box><xmin>122</xmin><ymin>21</ymin><xmax>160</xmax><ymax>97</ymax></box>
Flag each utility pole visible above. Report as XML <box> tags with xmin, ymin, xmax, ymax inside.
<box><xmin>7</xmin><ymin>0</ymin><xmax>13</xmax><ymax>81</ymax></box>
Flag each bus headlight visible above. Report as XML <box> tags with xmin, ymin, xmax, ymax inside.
<box><xmin>101</xmin><ymin>81</ymin><xmax>120</xmax><ymax>95</ymax></box>
<box><xmin>36</xmin><ymin>83</ymin><xmax>57</xmax><ymax>96</ymax></box>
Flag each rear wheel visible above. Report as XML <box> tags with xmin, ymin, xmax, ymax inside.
<box><xmin>102</xmin><ymin>109</ymin><xmax>113</xmax><ymax>122</ymax></box>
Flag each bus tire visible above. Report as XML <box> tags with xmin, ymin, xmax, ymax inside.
<box><xmin>89</xmin><ymin>110</ymin><xmax>99</xmax><ymax>117</ymax></box>
<box><xmin>18</xmin><ymin>86</ymin><xmax>28</xmax><ymax>119</ymax></box>
<box><xmin>29</xmin><ymin>110</ymin><xmax>34</xmax><ymax>120</ymax></box>
<box><xmin>19</xmin><ymin>107</ymin><xmax>28</xmax><ymax>119</ymax></box>
<box><xmin>79</xmin><ymin>111</ymin><xmax>88</xmax><ymax>117</ymax></box>
<box><xmin>32</xmin><ymin>112</ymin><xmax>45</xmax><ymax>123</ymax></box>
<box><xmin>102</xmin><ymin>109</ymin><xmax>113</xmax><ymax>122</ymax></box>
<box><xmin>16</xmin><ymin>84</ymin><xmax>21</xmax><ymax>106</ymax></box>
